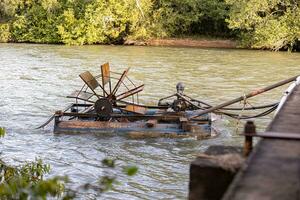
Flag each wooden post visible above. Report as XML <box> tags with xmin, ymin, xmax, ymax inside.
<box><xmin>189</xmin><ymin>146</ymin><xmax>244</xmax><ymax>200</ymax></box>
<box><xmin>243</xmin><ymin>121</ymin><xmax>256</xmax><ymax>157</ymax></box>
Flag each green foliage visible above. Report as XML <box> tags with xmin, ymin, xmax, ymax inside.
<box><xmin>126</xmin><ymin>0</ymin><xmax>156</xmax><ymax>40</ymax></box>
<box><xmin>226</xmin><ymin>0</ymin><xmax>300</xmax><ymax>51</ymax></box>
<box><xmin>102</xmin><ymin>158</ymin><xmax>116</xmax><ymax>168</ymax></box>
<box><xmin>1</xmin><ymin>0</ymin><xmax>149</xmax><ymax>44</ymax></box>
<box><xmin>7</xmin><ymin>0</ymin><xmax>61</xmax><ymax>43</ymax></box>
<box><xmin>0</xmin><ymin>0</ymin><xmax>19</xmax><ymax>20</ymax></box>
<box><xmin>18</xmin><ymin>159</ymin><xmax>50</xmax><ymax>182</ymax></box>
<box><xmin>98</xmin><ymin>158</ymin><xmax>139</xmax><ymax>192</ymax></box>
<box><xmin>57</xmin><ymin>8</ymin><xmax>86</xmax><ymax>45</ymax></box>
<box><xmin>0</xmin><ymin>159</ymin><xmax>74</xmax><ymax>200</ymax></box>
<box><xmin>151</xmin><ymin>0</ymin><xmax>203</xmax><ymax>36</ymax></box>
<box><xmin>0</xmin><ymin>129</ymin><xmax>137</xmax><ymax>199</ymax></box>
<box><xmin>99</xmin><ymin>176</ymin><xmax>116</xmax><ymax>192</ymax></box>
<box><xmin>0</xmin><ymin>130</ymin><xmax>73</xmax><ymax>199</ymax></box>
<box><xmin>0</xmin><ymin>127</ymin><xmax>5</xmax><ymax>137</ymax></box>
<box><xmin>0</xmin><ymin>24</ymin><xmax>11</xmax><ymax>42</ymax></box>
<box><xmin>0</xmin><ymin>157</ymin><xmax>138</xmax><ymax>199</ymax></box>
<box><xmin>0</xmin><ymin>0</ymin><xmax>233</xmax><ymax>44</ymax></box>
<box><xmin>194</xmin><ymin>0</ymin><xmax>231</xmax><ymax>36</ymax></box>
<box><xmin>3</xmin><ymin>0</ymin><xmax>300</xmax><ymax>50</ymax></box>
<box><xmin>152</xmin><ymin>0</ymin><xmax>231</xmax><ymax>37</ymax></box>
<box><xmin>123</xmin><ymin>166</ymin><xmax>138</xmax><ymax>176</ymax></box>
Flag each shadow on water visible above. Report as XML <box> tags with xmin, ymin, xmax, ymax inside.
<box><xmin>0</xmin><ymin>43</ymin><xmax>300</xmax><ymax>199</ymax></box>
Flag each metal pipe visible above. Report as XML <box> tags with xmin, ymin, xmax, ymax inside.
<box><xmin>191</xmin><ymin>75</ymin><xmax>299</xmax><ymax>118</ymax></box>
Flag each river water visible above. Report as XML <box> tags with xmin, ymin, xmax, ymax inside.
<box><xmin>0</xmin><ymin>43</ymin><xmax>299</xmax><ymax>199</ymax></box>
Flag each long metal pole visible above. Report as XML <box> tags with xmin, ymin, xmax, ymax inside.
<box><xmin>191</xmin><ymin>75</ymin><xmax>299</xmax><ymax>118</ymax></box>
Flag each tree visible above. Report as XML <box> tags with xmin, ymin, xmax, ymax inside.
<box><xmin>0</xmin><ymin>0</ymin><xmax>234</xmax><ymax>44</ymax></box>
<box><xmin>226</xmin><ymin>0</ymin><xmax>300</xmax><ymax>51</ymax></box>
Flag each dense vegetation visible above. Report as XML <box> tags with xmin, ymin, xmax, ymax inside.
<box><xmin>226</xmin><ymin>0</ymin><xmax>300</xmax><ymax>51</ymax></box>
<box><xmin>0</xmin><ymin>0</ymin><xmax>299</xmax><ymax>50</ymax></box>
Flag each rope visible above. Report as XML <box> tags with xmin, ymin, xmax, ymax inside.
<box><xmin>194</xmin><ymin>94</ymin><xmax>279</xmax><ymax>120</ymax></box>
<box><xmin>214</xmin><ymin>95</ymin><xmax>279</xmax><ymax>133</ymax></box>
<box><xmin>218</xmin><ymin>103</ymin><xmax>278</xmax><ymax>119</ymax></box>
<box><xmin>235</xmin><ymin>94</ymin><xmax>247</xmax><ymax>133</ymax></box>
<box><xmin>220</xmin><ymin>102</ymin><xmax>278</xmax><ymax>110</ymax></box>
<box><xmin>227</xmin><ymin>105</ymin><xmax>278</xmax><ymax>119</ymax></box>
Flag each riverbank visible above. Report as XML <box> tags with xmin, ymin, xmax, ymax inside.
<box><xmin>1</xmin><ymin>38</ymin><xmax>238</xmax><ymax>49</ymax></box>
<box><xmin>125</xmin><ymin>38</ymin><xmax>237</xmax><ymax>49</ymax></box>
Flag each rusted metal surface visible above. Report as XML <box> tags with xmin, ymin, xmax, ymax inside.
<box><xmin>179</xmin><ymin>117</ymin><xmax>188</xmax><ymax>131</ymax></box>
<box><xmin>79</xmin><ymin>71</ymin><xmax>100</xmax><ymax>90</ymax></box>
<box><xmin>101</xmin><ymin>62</ymin><xmax>110</xmax><ymax>86</ymax></box>
<box><xmin>54</xmin><ymin>120</ymin><xmax>211</xmax><ymax>139</ymax></box>
<box><xmin>101</xmin><ymin>62</ymin><xmax>111</xmax><ymax>96</ymax></box>
<box><xmin>223</xmin><ymin>84</ymin><xmax>300</xmax><ymax>200</ymax></box>
<box><xmin>44</xmin><ymin>63</ymin><xmax>214</xmax><ymax>139</ymax></box>
<box><xmin>116</xmin><ymin>84</ymin><xmax>145</xmax><ymax>100</ymax></box>
<box><xmin>36</xmin><ymin>104</ymin><xmax>75</xmax><ymax>129</ymax></box>
<box><xmin>124</xmin><ymin>104</ymin><xmax>147</xmax><ymax>114</ymax></box>
<box><xmin>59</xmin><ymin>109</ymin><xmax>208</xmax><ymax>122</ymax></box>
<box><xmin>52</xmin><ymin>101</ymin><xmax>212</xmax><ymax>138</ymax></box>
<box><xmin>146</xmin><ymin>119</ymin><xmax>157</xmax><ymax>128</ymax></box>
<box><xmin>112</xmin><ymin>68</ymin><xmax>129</xmax><ymax>95</ymax></box>
<box><xmin>67</xmin><ymin>90</ymin><xmax>95</xmax><ymax>102</ymax></box>
<box><xmin>79</xmin><ymin>66</ymin><xmax>144</xmax><ymax>106</ymax></box>
<box><xmin>79</xmin><ymin>71</ymin><xmax>108</xmax><ymax>97</ymax></box>
<box><xmin>94</xmin><ymin>98</ymin><xmax>113</xmax><ymax>120</ymax></box>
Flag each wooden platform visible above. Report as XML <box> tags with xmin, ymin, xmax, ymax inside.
<box><xmin>223</xmin><ymin>84</ymin><xmax>300</xmax><ymax>200</ymax></box>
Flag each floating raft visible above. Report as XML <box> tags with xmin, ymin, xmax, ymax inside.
<box><xmin>44</xmin><ymin>62</ymin><xmax>215</xmax><ymax>139</ymax></box>
<box><xmin>53</xmin><ymin>103</ymin><xmax>213</xmax><ymax>139</ymax></box>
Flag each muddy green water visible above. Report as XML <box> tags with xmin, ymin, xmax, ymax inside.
<box><xmin>0</xmin><ymin>43</ymin><xmax>299</xmax><ymax>199</ymax></box>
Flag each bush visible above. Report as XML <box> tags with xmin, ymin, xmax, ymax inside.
<box><xmin>0</xmin><ymin>159</ymin><xmax>74</xmax><ymax>200</ymax></box>
<box><xmin>149</xmin><ymin>0</ymin><xmax>232</xmax><ymax>38</ymax></box>
<box><xmin>0</xmin><ymin>0</ymin><xmax>233</xmax><ymax>44</ymax></box>
<box><xmin>226</xmin><ymin>0</ymin><xmax>300</xmax><ymax>51</ymax></box>
<box><xmin>0</xmin><ymin>23</ymin><xmax>11</xmax><ymax>42</ymax></box>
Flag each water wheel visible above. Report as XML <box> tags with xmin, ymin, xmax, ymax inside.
<box><xmin>69</xmin><ymin>62</ymin><xmax>145</xmax><ymax>117</ymax></box>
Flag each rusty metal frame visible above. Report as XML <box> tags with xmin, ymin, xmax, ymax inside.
<box><xmin>95</xmin><ymin>67</ymin><xmax>144</xmax><ymax>106</ymax></box>
<box><xmin>79</xmin><ymin>71</ymin><xmax>108</xmax><ymax>98</ymax></box>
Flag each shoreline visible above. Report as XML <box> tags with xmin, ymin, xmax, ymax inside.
<box><xmin>125</xmin><ymin>38</ymin><xmax>238</xmax><ymax>49</ymax></box>
<box><xmin>1</xmin><ymin>38</ymin><xmax>238</xmax><ymax>49</ymax></box>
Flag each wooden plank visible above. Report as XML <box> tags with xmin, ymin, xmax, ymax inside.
<box><xmin>101</xmin><ymin>62</ymin><xmax>110</xmax><ymax>86</ymax></box>
<box><xmin>79</xmin><ymin>71</ymin><xmax>99</xmax><ymax>90</ymax></box>
<box><xmin>124</xmin><ymin>104</ymin><xmax>147</xmax><ymax>114</ymax></box>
